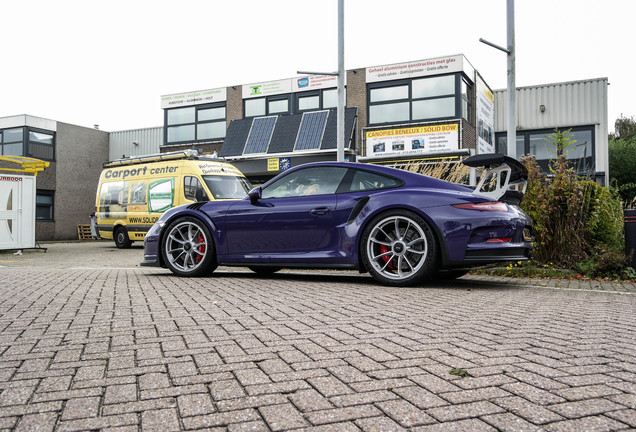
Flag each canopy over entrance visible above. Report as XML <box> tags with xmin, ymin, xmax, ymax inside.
<box><xmin>0</xmin><ymin>156</ymin><xmax>50</xmax><ymax>176</ymax></box>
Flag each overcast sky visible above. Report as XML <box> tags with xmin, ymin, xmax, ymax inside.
<box><xmin>1</xmin><ymin>0</ymin><xmax>633</xmax><ymax>132</ymax></box>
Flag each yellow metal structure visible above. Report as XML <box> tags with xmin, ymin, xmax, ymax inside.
<box><xmin>0</xmin><ymin>156</ymin><xmax>50</xmax><ymax>176</ymax></box>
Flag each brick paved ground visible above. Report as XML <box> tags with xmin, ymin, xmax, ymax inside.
<box><xmin>0</xmin><ymin>242</ymin><xmax>635</xmax><ymax>431</ymax></box>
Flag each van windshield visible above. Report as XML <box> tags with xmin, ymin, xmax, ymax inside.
<box><xmin>203</xmin><ymin>175</ymin><xmax>252</xmax><ymax>199</ymax></box>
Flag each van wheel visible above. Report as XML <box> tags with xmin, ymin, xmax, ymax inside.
<box><xmin>162</xmin><ymin>217</ymin><xmax>217</xmax><ymax>277</ymax></box>
<box><xmin>114</xmin><ymin>227</ymin><xmax>132</xmax><ymax>249</ymax></box>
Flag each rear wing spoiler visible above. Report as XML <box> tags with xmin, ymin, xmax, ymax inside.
<box><xmin>463</xmin><ymin>153</ymin><xmax>528</xmax><ymax>205</ymax></box>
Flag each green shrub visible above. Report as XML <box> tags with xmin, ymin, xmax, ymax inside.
<box><xmin>520</xmin><ymin>152</ymin><xmax>625</xmax><ymax>276</ymax></box>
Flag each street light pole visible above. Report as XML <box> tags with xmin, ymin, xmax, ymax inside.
<box><xmin>506</xmin><ymin>0</ymin><xmax>516</xmax><ymax>159</ymax></box>
<box><xmin>336</xmin><ymin>0</ymin><xmax>345</xmax><ymax>162</ymax></box>
<box><xmin>298</xmin><ymin>0</ymin><xmax>346</xmax><ymax>163</ymax></box>
<box><xmin>480</xmin><ymin>0</ymin><xmax>516</xmax><ymax>159</ymax></box>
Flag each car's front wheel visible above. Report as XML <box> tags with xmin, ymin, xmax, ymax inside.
<box><xmin>162</xmin><ymin>217</ymin><xmax>217</xmax><ymax>277</ymax></box>
<box><xmin>361</xmin><ymin>210</ymin><xmax>437</xmax><ymax>287</ymax></box>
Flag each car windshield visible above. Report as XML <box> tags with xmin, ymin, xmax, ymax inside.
<box><xmin>203</xmin><ymin>175</ymin><xmax>252</xmax><ymax>199</ymax></box>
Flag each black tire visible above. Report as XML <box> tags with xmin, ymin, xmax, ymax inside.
<box><xmin>114</xmin><ymin>226</ymin><xmax>132</xmax><ymax>249</ymax></box>
<box><xmin>248</xmin><ymin>266</ymin><xmax>282</xmax><ymax>275</ymax></box>
<box><xmin>361</xmin><ymin>210</ymin><xmax>438</xmax><ymax>287</ymax></box>
<box><xmin>161</xmin><ymin>216</ymin><xmax>217</xmax><ymax>277</ymax></box>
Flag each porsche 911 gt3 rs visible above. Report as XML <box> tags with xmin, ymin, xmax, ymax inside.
<box><xmin>141</xmin><ymin>154</ymin><xmax>532</xmax><ymax>287</ymax></box>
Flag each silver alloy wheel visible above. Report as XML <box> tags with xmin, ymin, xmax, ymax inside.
<box><xmin>366</xmin><ymin>215</ymin><xmax>428</xmax><ymax>281</ymax></box>
<box><xmin>164</xmin><ymin>220</ymin><xmax>209</xmax><ymax>273</ymax></box>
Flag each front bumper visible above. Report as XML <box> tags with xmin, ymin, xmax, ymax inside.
<box><xmin>140</xmin><ymin>229</ymin><xmax>161</xmax><ymax>267</ymax></box>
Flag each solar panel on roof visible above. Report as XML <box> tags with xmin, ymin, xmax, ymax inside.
<box><xmin>294</xmin><ymin>110</ymin><xmax>329</xmax><ymax>151</ymax></box>
<box><xmin>243</xmin><ymin>116</ymin><xmax>277</xmax><ymax>154</ymax></box>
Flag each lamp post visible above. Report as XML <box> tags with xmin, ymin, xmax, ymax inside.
<box><xmin>298</xmin><ymin>0</ymin><xmax>345</xmax><ymax>162</ymax></box>
<box><xmin>480</xmin><ymin>0</ymin><xmax>516</xmax><ymax>159</ymax></box>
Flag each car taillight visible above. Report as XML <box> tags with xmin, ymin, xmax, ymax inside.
<box><xmin>486</xmin><ymin>237</ymin><xmax>511</xmax><ymax>243</ymax></box>
<box><xmin>452</xmin><ymin>202</ymin><xmax>509</xmax><ymax>212</ymax></box>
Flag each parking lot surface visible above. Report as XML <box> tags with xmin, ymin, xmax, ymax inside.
<box><xmin>0</xmin><ymin>242</ymin><xmax>635</xmax><ymax>431</ymax></box>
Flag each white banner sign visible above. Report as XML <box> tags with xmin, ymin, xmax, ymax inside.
<box><xmin>476</xmin><ymin>73</ymin><xmax>495</xmax><ymax>154</ymax></box>
<box><xmin>243</xmin><ymin>74</ymin><xmax>339</xmax><ymax>99</ymax></box>
<box><xmin>366</xmin><ymin>55</ymin><xmax>471</xmax><ymax>83</ymax></box>
<box><xmin>365</xmin><ymin>124</ymin><xmax>459</xmax><ymax>159</ymax></box>
<box><xmin>161</xmin><ymin>88</ymin><xmax>226</xmax><ymax>109</ymax></box>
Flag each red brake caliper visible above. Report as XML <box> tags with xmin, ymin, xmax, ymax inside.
<box><xmin>197</xmin><ymin>234</ymin><xmax>205</xmax><ymax>262</ymax></box>
<box><xmin>380</xmin><ymin>244</ymin><xmax>394</xmax><ymax>269</ymax></box>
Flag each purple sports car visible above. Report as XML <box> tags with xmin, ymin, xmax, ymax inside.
<box><xmin>141</xmin><ymin>154</ymin><xmax>532</xmax><ymax>287</ymax></box>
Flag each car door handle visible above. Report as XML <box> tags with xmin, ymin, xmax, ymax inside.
<box><xmin>310</xmin><ymin>207</ymin><xmax>331</xmax><ymax>215</ymax></box>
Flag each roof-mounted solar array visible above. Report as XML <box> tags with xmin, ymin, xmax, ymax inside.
<box><xmin>243</xmin><ymin>116</ymin><xmax>277</xmax><ymax>154</ymax></box>
<box><xmin>294</xmin><ymin>110</ymin><xmax>329</xmax><ymax>151</ymax></box>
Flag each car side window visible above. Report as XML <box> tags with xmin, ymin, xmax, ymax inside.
<box><xmin>184</xmin><ymin>176</ymin><xmax>207</xmax><ymax>201</ymax></box>
<box><xmin>262</xmin><ymin>167</ymin><xmax>347</xmax><ymax>199</ymax></box>
<box><xmin>348</xmin><ymin>170</ymin><xmax>403</xmax><ymax>192</ymax></box>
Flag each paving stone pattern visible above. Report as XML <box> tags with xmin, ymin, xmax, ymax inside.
<box><xmin>0</xmin><ymin>245</ymin><xmax>635</xmax><ymax>431</ymax></box>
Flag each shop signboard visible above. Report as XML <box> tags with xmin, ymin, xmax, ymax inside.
<box><xmin>161</xmin><ymin>87</ymin><xmax>226</xmax><ymax>109</ymax></box>
<box><xmin>243</xmin><ymin>79</ymin><xmax>293</xmax><ymax>99</ymax></box>
<box><xmin>366</xmin><ymin>54</ymin><xmax>473</xmax><ymax>83</ymax></box>
<box><xmin>243</xmin><ymin>75</ymin><xmax>339</xmax><ymax>99</ymax></box>
<box><xmin>267</xmin><ymin>157</ymin><xmax>291</xmax><ymax>172</ymax></box>
<box><xmin>294</xmin><ymin>75</ymin><xmax>338</xmax><ymax>92</ymax></box>
<box><xmin>476</xmin><ymin>73</ymin><xmax>495</xmax><ymax>154</ymax></box>
<box><xmin>365</xmin><ymin>124</ymin><xmax>459</xmax><ymax>159</ymax></box>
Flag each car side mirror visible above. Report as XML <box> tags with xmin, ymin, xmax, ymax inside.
<box><xmin>195</xmin><ymin>189</ymin><xmax>209</xmax><ymax>202</ymax></box>
<box><xmin>248</xmin><ymin>187</ymin><xmax>262</xmax><ymax>204</ymax></box>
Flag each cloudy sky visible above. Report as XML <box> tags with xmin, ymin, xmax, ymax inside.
<box><xmin>1</xmin><ymin>0</ymin><xmax>633</xmax><ymax>132</ymax></box>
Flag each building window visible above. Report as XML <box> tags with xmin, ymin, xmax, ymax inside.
<box><xmin>164</xmin><ymin>103</ymin><xmax>226</xmax><ymax>145</ymax></box>
<box><xmin>496</xmin><ymin>126</ymin><xmax>595</xmax><ymax>175</ymax></box>
<box><xmin>0</xmin><ymin>128</ymin><xmax>24</xmax><ymax>156</ymax></box>
<box><xmin>245</xmin><ymin>98</ymin><xmax>266</xmax><ymax>117</ymax></box>
<box><xmin>322</xmin><ymin>89</ymin><xmax>338</xmax><ymax>108</ymax></box>
<box><xmin>297</xmin><ymin>93</ymin><xmax>320</xmax><ymax>111</ymax></box>
<box><xmin>461</xmin><ymin>78</ymin><xmax>473</xmax><ymax>122</ymax></box>
<box><xmin>0</xmin><ymin>127</ymin><xmax>55</xmax><ymax>161</ymax></box>
<box><xmin>28</xmin><ymin>130</ymin><xmax>55</xmax><ymax>160</ymax></box>
<box><xmin>245</xmin><ymin>89</ymin><xmax>342</xmax><ymax>118</ymax></box>
<box><xmin>368</xmin><ymin>74</ymin><xmax>460</xmax><ymax>126</ymax></box>
<box><xmin>244</xmin><ymin>95</ymin><xmax>291</xmax><ymax>117</ymax></box>
<box><xmin>36</xmin><ymin>190</ymin><xmax>54</xmax><ymax>221</ymax></box>
<box><xmin>268</xmin><ymin>97</ymin><xmax>289</xmax><ymax>114</ymax></box>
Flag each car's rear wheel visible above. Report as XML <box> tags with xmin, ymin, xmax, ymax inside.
<box><xmin>162</xmin><ymin>217</ymin><xmax>217</xmax><ymax>277</ymax></box>
<box><xmin>114</xmin><ymin>226</ymin><xmax>132</xmax><ymax>249</ymax></box>
<box><xmin>248</xmin><ymin>266</ymin><xmax>282</xmax><ymax>275</ymax></box>
<box><xmin>361</xmin><ymin>210</ymin><xmax>437</xmax><ymax>287</ymax></box>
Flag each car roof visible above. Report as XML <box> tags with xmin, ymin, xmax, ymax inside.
<box><xmin>277</xmin><ymin>161</ymin><xmax>470</xmax><ymax>192</ymax></box>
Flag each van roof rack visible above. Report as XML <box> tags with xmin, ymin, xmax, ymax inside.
<box><xmin>103</xmin><ymin>150</ymin><xmax>224</xmax><ymax>168</ymax></box>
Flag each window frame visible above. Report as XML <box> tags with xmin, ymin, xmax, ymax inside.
<box><xmin>244</xmin><ymin>95</ymin><xmax>292</xmax><ymax>118</ymax></box>
<box><xmin>183</xmin><ymin>176</ymin><xmax>207</xmax><ymax>201</ymax></box>
<box><xmin>495</xmin><ymin>125</ymin><xmax>596</xmax><ymax>175</ymax></box>
<box><xmin>461</xmin><ymin>78</ymin><xmax>473</xmax><ymax>123</ymax></box>
<box><xmin>337</xmin><ymin>168</ymin><xmax>405</xmax><ymax>193</ymax></box>
<box><xmin>27</xmin><ymin>127</ymin><xmax>55</xmax><ymax>161</ymax></box>
<box><xmin>261</xmin><ymin>166</ymin><xmax>349</xmax><ymax>199</ymax></box>
<box><xmin>367</xmin><ymin>73</ymin><xmax>462</xmax><ymax>126</ymax></box>
<box><xmin>163</xmin><ymin>102</ymin><xmax>227</xmax><ymax>145</ymax></box>
<box><xmin>0</xmin><ymin>126</ymin><xmax>56</xmax><ymax>161</ymax></box>
<box><xmin>36</xmin><ymin>189</ymin><xmax>55</xmax><ymax>221</ymax></box>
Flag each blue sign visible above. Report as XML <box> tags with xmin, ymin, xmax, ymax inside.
<box><xmin>297</xmin><ymin>78</ymin><xmax>309</xmax><ymax>88</ymax></box>
<box><xmin>279</xmin><ymin>158</ymin><xmax>291</xmax><ymax>171</ymax></box>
